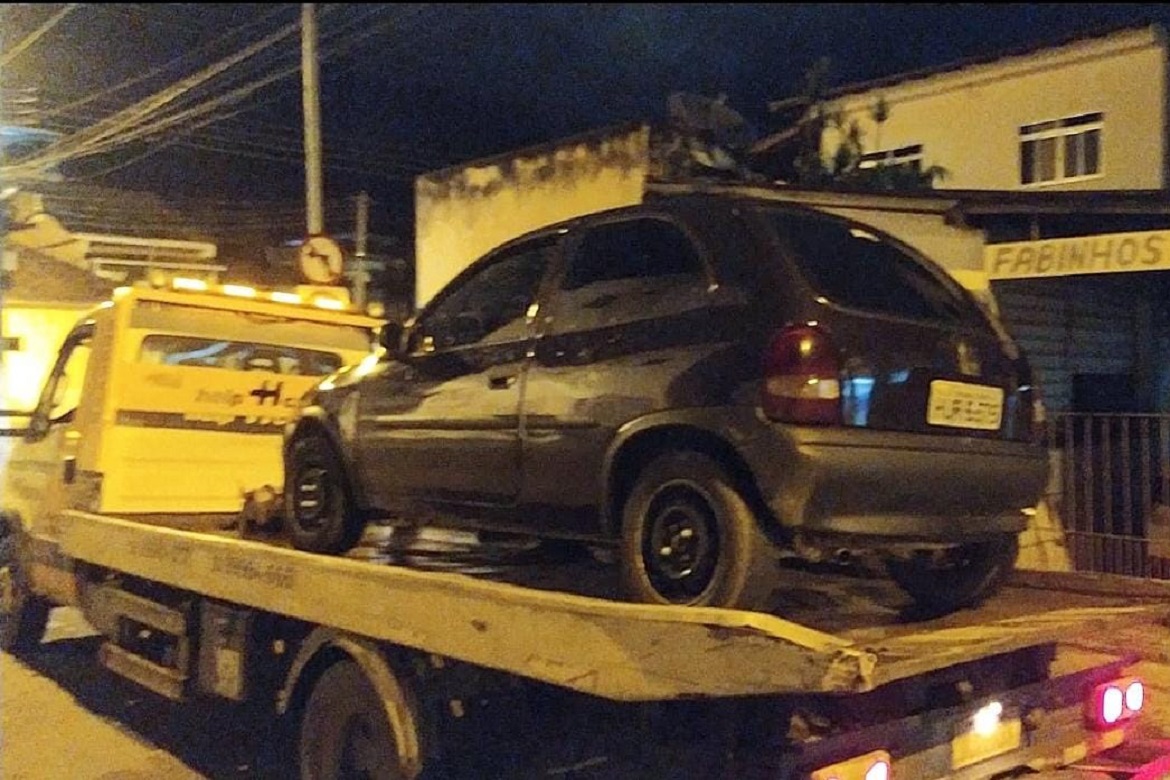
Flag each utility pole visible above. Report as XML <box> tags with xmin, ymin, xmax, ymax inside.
<box><xmin>352</xmin><ymin>191</ymin><xmax>370</xmax><ymax>309</ymax></box>
<box><xmin>301</xmin><ymin>3</ymin><xmax>324</xmax><ymax>236</ymax></box>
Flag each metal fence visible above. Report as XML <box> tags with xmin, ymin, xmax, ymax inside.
<box><xmin>1047</xmin><ymin>413</ymin><xmax>1170</xmax><ymax>579</ymax></box>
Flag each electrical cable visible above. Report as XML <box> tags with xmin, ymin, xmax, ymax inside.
<box><xmin>0</xmin><ymin>4</ymin><xmax>80</xmax><ymax>69</ymax></box>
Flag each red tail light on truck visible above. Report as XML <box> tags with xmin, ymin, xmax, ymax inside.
<box><xmin>1087</xmin><ymin>676</ymin><xmax>1144</xmax><ymax>729</ymax></box>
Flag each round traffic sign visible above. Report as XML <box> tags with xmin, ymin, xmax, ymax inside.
<box><xmin>298</xmin><ymin>235</ymin><xmax>344</xmax><ymax>284</ymax></box>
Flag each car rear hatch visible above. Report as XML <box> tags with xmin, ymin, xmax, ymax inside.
<box><xmin>763</xmin><ymin>209</ymin><xmax>1037</xmax><ymax>443</ymax></box>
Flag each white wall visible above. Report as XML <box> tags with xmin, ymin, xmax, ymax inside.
<box><xmin>413</xmin><ymin>126</ymin><xmax>650</xmax><ymax>310</ymax></box>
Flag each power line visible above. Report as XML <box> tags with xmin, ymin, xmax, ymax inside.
<box><xmin>0</xmin><ymin>4</ymin><xmax>80</xmax><ymax>69</ymax></box>
<box><xmin>37</xmin><ymin>4</ymin><xmax>299</xmax><ymax>122</ymax></box>
<box><xmin>2</xmin><ymin>13</ymin><xmax>305</xmax><ymax>175</ymax></box>
<box><xmin>37</xmin><ymin>5</ymin><xmax>444</xmax><ymax>181</ymax></box>
<box><xmin>5</xmin><ymin>4</ymin><xmax>419</xmax><ymax>176</ymax></box>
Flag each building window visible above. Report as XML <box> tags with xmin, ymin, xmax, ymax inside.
<box><xmin>858</xmin><ymin>144</ymin><xmax>923</xmax><ymax>172</ymax></box>
<box><xmin>1020</xmin><ymin>112</ymin><xmax>1102</xmax><ymax>185</ymax></box>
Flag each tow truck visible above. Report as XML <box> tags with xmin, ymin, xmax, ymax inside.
<box><xmin>1</xmin><ymin>278</ymin><xmax>1168</xmax><ymax>778</ymax></box>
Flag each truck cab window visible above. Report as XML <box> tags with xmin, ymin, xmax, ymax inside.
<box><xmin>138</xmin><ymin>335</ymin><xmax>343</xmax><ymax>376</ymax></box>
<box><xmin>41</xmin><ymin>330</ymin><xmax>93</xmax><ymax>422</ymax></box>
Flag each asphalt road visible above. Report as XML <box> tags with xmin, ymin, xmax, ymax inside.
<box><xmin>1</xmin><ymin>608</ymin><xmax>292</xmax><ymax>780</ymax></box>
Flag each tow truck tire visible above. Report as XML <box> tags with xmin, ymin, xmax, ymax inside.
<box><xmin>0</xmin><ymin>534</ymin><xmax>50</xmax><ymax>652</ymax></box>
<box><xmin>286</xmin><ymin>435</ymin><xmax>365</xmax><ymax>555</ymax></box>
<box><xmin>619</xmin><ymin>451</ymin><xmax>778</xmax><ymax>610</ymax></box>
<box><xmin>299</xmin><ymin>660</ymin><xmax>415</xmax><ymax>780</ymax></box>
<box><xmin>885</xmin><ymin>533</ymin><xmax>1019</xmax><ymax>614</ymax></box>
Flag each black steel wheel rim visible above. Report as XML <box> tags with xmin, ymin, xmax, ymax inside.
<box><xmin>641</xmin><ymin>482</ymin><xmax>720</xmax><ymax>602</ymax></box>
<box><xmin>293</xmin><ymin>464</ymin><xmax>332</xmax><ymax>531</ymax></box>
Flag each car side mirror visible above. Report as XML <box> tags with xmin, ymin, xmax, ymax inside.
<box><xmin>379</xmin><ymin>321</ymin><xmax>405</xmax><ymax>356</ymax></box>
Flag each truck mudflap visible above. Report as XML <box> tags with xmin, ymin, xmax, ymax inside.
<box><xmin>59</xmin><ymin>510</ymin><xmax>1170</xmax><ymax>702</ymax></box>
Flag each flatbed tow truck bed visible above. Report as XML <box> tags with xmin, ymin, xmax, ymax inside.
<box><xmin>51</xmin><ymin>510</ymin><xmax>1170</xmax><ymax>779</ymax></box>
<box><xmin>59</xmin><ymin>510</ymin><xmax>1170</xmax><ymax>699</ymax></box>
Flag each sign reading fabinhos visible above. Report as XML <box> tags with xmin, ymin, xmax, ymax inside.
<box><xmin>985</xmin><ymin>229</ymin><xmax>1169</xmax><ymax>280</ymax></box>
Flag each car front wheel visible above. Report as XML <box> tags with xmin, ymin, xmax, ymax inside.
<box><xmin>619</xmin><ymin>451</ymin><xmax>778</xmax><ymax>611</ymax></box>
<box><xmin>285</xmin><ymin>434</ymin><xmax>365</xmax><ymax>555</ymax></box>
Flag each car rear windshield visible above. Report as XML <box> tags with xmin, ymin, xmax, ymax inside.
<box><xmin>768</xmin><ymin>211</ymin><xmax>979</xmax><ymax>325</ymax></box>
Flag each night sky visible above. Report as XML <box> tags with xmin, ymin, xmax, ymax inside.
<box><xmin>5</xmin><ymin>3</ymin><xmax>1170</xmax><ymax>238</ymax></box>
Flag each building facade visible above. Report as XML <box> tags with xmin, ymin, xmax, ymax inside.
<box><xmin>818</xmin><ymin>24</ymin><xmax>1168</xmax><ymax>193</ymax></box>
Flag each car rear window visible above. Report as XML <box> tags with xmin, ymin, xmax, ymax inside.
<box><xmin>768</xmin><ymin>211</ymin><xmax>978</xmax><ymax>324</ymax></box>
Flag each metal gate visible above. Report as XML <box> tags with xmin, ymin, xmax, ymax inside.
<box><xmin>1049</xmin><ymin>412</ymin><xmax>1170</xmax><ymax>578</ymax></box>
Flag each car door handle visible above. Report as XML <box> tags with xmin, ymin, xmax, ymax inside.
<box><xmin>488</xmin><ymin>373</ymin><xmax>516</xmax><ymax>390</ymax></box>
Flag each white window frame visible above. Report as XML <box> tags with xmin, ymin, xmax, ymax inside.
<box><xmin>858</xmin><ymin>143</ymin><xmax>924</xmax><ymax>171</ymax></box>
<box><xmin>1019</xmin><ymin>112</ymin><xmax>1103</xmax><ymax>186</ymax></box>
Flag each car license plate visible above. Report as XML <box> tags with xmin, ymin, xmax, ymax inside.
<box><xmin>952</xmin><ymin>717</ymin><xmax>1022</xmax><ymax>770</ymax></box>
<box><xmin>927</xmin><ymin>380</ymin><xmax>1003</xmax><ymax>431</ymax></box>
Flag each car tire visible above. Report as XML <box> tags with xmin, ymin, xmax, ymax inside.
<box><xmin>619</xmin><ymin>451</ymin><xmax>778</xmax><ymax>610</ymax></box>
<box><xmin>0</xmin><ymin>533</ymin><xmax>51</xmax><ymax>652</ymax></box>
<box><xmin>285</xmin><ymin>434</ymin><xmax>365</xmax><ymax>554</ymax></box>
<box><xmin>885</xmin><ymin>533</ymin><xmax>1019</xmax><ymax>614</ymax></box>
<box><xmin>299</xmin><ymin>660</ymin><xmax>417</xmax><ymax>780</ymax></box>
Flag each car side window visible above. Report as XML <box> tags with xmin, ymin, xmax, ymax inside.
<box><xmin>547</xmin><ymin>217</ymin><xmax>709</xmax><ymax>335</ymax></box>
<box><xmin>413</xmin><ymin>237</ymin><xmax>554</xmax><ymax>352</ymax></box>
<box><xmin>561</xmin><ymin>217</ymin><xmax>704</xmax><ymax>291</ymax></box>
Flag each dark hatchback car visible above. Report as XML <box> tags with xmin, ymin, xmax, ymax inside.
<box><xmin>283</xmin><ymin>191</ymin><xmax>1049</xmax><ymax>613</ymax></box>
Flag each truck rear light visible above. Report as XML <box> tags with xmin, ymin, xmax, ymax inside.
<box><xmin>809</xmin><ymin>749</ymin><xmax>891</xmax><ymax>780</ymax></box>
<box><xmin>762</xmin><ymin>324</ymin><xmax>842</xmax><ymax>425</ymax></box>
<box><xmin>1087</xmin><ymin>677</ymin><xmax>1144</xmax><ymax>728</ymax></box>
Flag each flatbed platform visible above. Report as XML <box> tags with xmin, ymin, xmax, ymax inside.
<box><xmin>59</xmin><ymin>510</ymin><xmax>1170</xmax><ymax>702</ymax></box>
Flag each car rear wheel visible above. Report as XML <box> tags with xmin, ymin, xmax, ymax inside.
<box><xmin>286</xmin><ymin>435</ymin><xmax>365</xmax><ymax>554</ymax></box>
<box><xmin>619</xmin><ymin>451</ymin><xmax>778</xmax><ymax>610</ymax></box>
<box><xmin>885</xmin><ymin>534</ymin><xmax>1019</xmax><ymax>614</ymax></box>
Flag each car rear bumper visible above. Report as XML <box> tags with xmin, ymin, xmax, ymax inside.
<box><xmin>737</xmin><ymin>417</ymin><xmax>1050</xmax><ymax>543</ymax></box>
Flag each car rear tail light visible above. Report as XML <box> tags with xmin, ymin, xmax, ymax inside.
<box><xmin>762</xmin><ymin>324</ymin><xmax>841</xmax><ymax>425</ymax></box>
<box><xmin>1087</xmin><ymin>677</ymin><xmax>1144</xmax><ymax>729</ymax></box>
<box><xmin>809</xmin><ymin>749</ymin><xmax>891</xmax><ymax>780</ymax></box>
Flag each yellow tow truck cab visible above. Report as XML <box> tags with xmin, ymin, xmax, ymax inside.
<box><xmin>1</xmin><ymin>279</ymin><xmax>382</xmax><ymax>603</ymax></box>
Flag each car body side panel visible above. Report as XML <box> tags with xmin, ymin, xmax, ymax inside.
<box><xmin>519</xmin><ymin>248</ymin><xmax>757</xmax><ymax>536</ymax></box>
<box><xmin>353</xmin><ymin>344</ymin><xmax>526</xmax><ymax>512</ymax></box>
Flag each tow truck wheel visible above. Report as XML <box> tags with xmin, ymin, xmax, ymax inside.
<box><xmin>885</xmin><ymin>533</ymin><xmax>1019</xmax><ymax>614</ymax></box>
<box><xmin>299</xmin><ymin>659</ymin><xmax>417</xmax><ymax>780</ymax></box>
<box><xmin>0</xmin><ymin>533</ymin><xmax>50</xmax><ymax>652</ymax></box>
<box><xmin>286</xmin><ymin>435</ymin><xmax>365</xmax><ymax>555</ymax></box>
<box><xmin>619</xmin><ymin>451</ymin><xmax>778</xmax><ymax>610</ymax></box>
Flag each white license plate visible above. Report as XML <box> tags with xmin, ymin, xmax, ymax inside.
<box><xmin>927</xmin><ymin>380</ymin><xmax>1004</xmax><ymax>431</ymax></box>
<box><xmin>952</xmin><ymin>717</ymin><xmax>1022</xmax><ymax>769</ymax></box>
